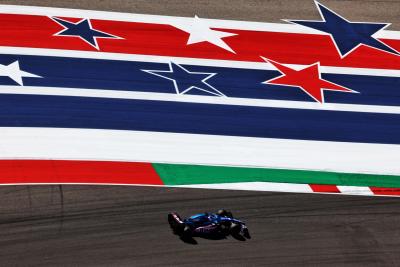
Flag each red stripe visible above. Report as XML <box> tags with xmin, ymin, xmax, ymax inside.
<box><xmin>309</xmin><ymin>184</ymin><xmax>340</xmax><ymax>193</ymax></box>
<box><xmin>0</xmin><ymin>160</ymin><xmax>163</xmax><ymax>185</ymax></box>
<box><xmin>0</xmin><ymin>14</ymin><xmax>398</xmax><ymax>69</ymax></box>
<box><xmin>370</xmin><ymin>187</ymin><xmax>400</xmax><ymax>196</ymax></box>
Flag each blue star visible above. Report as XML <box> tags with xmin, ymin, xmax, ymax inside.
<box><xmin>51</xmin><ymin>17</ymin><xmax>121</xmax><ymax>50</ymax></box>
<box><xmin>142</xmin><ymin>62</ymin><xmax>226</xmax><ymax>97</ymax></box>
<box><xmin>287</xmin><ymin>1</ymin><xmax>399</xmax><ymax>57</ymax></box>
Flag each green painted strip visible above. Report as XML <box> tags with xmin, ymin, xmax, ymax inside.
<box><xmin>152</xmin><ymin>163</ymin><xmax>400</xmax><ymax>188</ymax></box>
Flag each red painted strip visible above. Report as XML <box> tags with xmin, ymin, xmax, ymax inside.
<box><xmin>370</xmin><ymin>187</ymin><xmax>400</xmax><ymax>196</ymax></box>
<box><xmin>0</xmin><ymin>14</ymin><xmax>398</xmax><ymax>69</ymax></box>
<box><xmin>0</xmin><ymin>160</ymin><xmax>163</xmax><ymax>185</ymax></box>
<box><xmin>309</xmin><ymin>184</ymin><xmax>340</xmax><ymax>193</ymax></box>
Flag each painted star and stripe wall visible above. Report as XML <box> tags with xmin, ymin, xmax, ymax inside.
<box><xmin>0</xmin><ymin>1</ymin><xmax>400</xmax><ymax>197</ymax></box>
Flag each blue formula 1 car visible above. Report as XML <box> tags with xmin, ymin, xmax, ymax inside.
<box><xmin>168</xmin><ymin>209</ymin><xmax>250</xmax><ymax>241</ymax></box>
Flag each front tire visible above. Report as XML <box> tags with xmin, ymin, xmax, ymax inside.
<box><xmin>229</xmin><ymin>222</ymin><xmax>241</xmax><ymax>235</ymax></box>
<box><xmin>243</xmin><ymin>228</ymin><xmax>251</xmax><ymax>239</ymax></box>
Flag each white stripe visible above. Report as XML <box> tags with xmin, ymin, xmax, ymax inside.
<box><xmin>174</xmin><ymin>182</ymin><xmax>396</xmax><ymax>197</ymax></box>
<box><xmin>2</xmin><ymin>86</ymin><xmax>400</xmax><ymax>115</ymax></box>
<box><xmin>0</xmin><ymin>4</ymin><xmax>398</xmax><ymax>39</ymax></box>
<box><xmin>174</xmin><ymin>182</ymin><xmax>313</xmax><ymax>193</ymax></box>
<box><xmin>0</xmin><ymin>127</ymin><xmax>399</xmax><ymax>176</ymax></box>
<box><xmin>337</xmin><ymin>186</ymin><xmax>375</xmax><ymax>196</ymax></box>
<box><xmin>0</xmin><ymin>182</ymin><xmax>395</xmax><ymax>197</ymax></box>
<box><xmin>0</xmin><ymin>46</ymin><xmax>398</xmax><ymax>77</ymax></box>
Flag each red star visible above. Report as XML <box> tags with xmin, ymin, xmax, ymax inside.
<box><xmin>261</xmin><ymin>57</ymin><xmax>357</xmax><ymax>103</ymax></box>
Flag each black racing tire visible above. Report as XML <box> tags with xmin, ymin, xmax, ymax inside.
<box><xmin>219</xmin><ymin>221</ymin><xmax>231</xmax><ymax>235</ymax></box>
<box><xmin>229</xmin><ymin>222</ymin><xmax>241</xmax><ymax>235</ymax></box>
<box><xmin>243</xmin><ymin>228</ymin><xmax>251</xmax><ymax>239</ymax></box>
<box><xmin>181</xmin><ymin>225</ymin><xmax>192</xmax><ymax>239</ymax></box>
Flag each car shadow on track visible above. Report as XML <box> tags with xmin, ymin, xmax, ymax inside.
<box><xmin>177</xmin><ymin>231</ymin><xmax>248</xmax><ymax>245</ymax></box>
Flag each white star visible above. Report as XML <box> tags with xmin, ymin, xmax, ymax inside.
<box><xmin>142</xmin><ymin>62</ymin><xmax>226</xmax><ymax>97</ymax></box>
<box><xmin>172</xmin><ymin>15</ymin><xmax>237</xmax><ymax>53</ymax></box>
<box><xmin>0</xmin><ymin>61</ymin><xmax>41</xmax><ymax>85</ymax></box>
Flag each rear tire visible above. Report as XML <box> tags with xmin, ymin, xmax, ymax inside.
<box><xmin>181</xmin><ymin>225</ymin><xmax>192</xmax><ymax>239</ymax></box>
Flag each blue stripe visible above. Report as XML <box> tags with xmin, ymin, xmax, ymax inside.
<box><xmin>1</xmin><ymin>94</ymin><xmax>400</xmax><ymax>144</ymax></box>
<box><xmin>0</xmin><ymin>54</ymin><xmax>398</xmax><ymax>106</ymax></box>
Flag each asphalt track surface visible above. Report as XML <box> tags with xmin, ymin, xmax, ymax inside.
<box><xmin>1</xmin><ymin>185</ymin><xmax>400</xmax><ymax>266</ymax></box>
<box><xmin>0</xmin><ymin>0</ymin><xmax>400</xmax><ymax>266</ymax></box>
